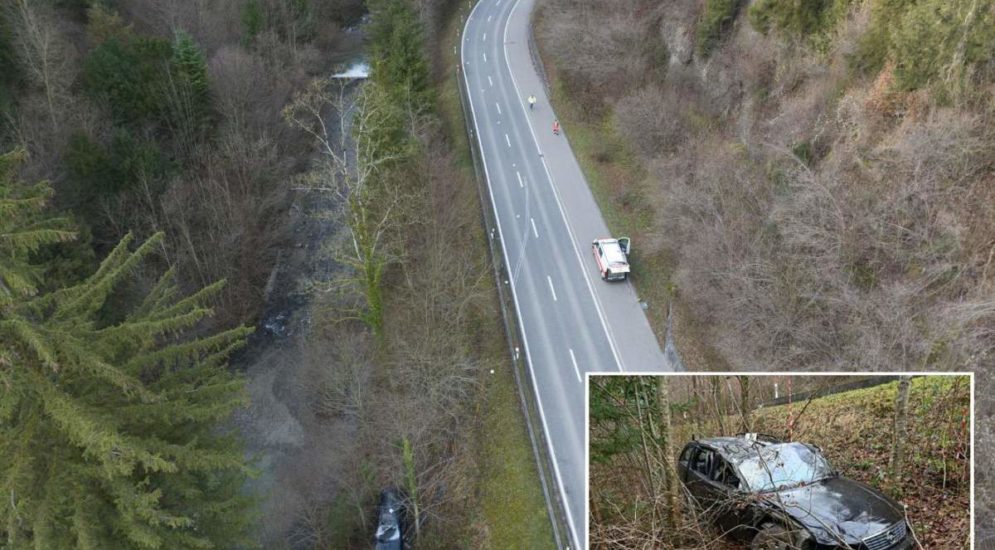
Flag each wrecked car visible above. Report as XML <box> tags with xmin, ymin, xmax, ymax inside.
<box><xmin>374</xmin><ymin>488</ymin><xmax>405</xmax><ymax>550</ymax></box>
<box><xmin>677</xmin><ymin>434</ymin><xmax>913</xmax><ymax>550</ymax></box>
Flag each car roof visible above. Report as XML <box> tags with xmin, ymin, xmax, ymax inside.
<box><xmin>692</xmin><ymin>437</ymin><xmax>814</xmax><ymax>466</ymax></box>
<box><xmin>599</xmin><ymin>240</ymin><xmax>627</xmax><ymax>264</ymax></box>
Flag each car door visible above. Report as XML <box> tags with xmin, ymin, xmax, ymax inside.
<box><xmin>684</xmin><ymin>447</ymin><xmax>719</xmax><ymax>512</ymax></box>
<box><xmin>618</xmin><ymin>237</ymin><xmax>630</xmax><ymax>256</ymax></box>
<box><xmin>709</xmin><ymin>457</ymin><xmax>749</xmax><ymax>537</ymax></box>
<box><xmin>685</xmin><ymin>448</ymin><xmax>742</xmax><ymax>529</ymax></box>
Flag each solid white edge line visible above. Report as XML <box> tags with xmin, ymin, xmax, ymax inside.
<box><xmin>568</xmin><ymin>349</ymin><xmax>581</xmax><ymax>383</ymax></box>
<box><xmin>546</xmin><ymin>275</ymin><xmax>557</xmax><ymax>301</ymax></box>
<box><xmin>503</xmin><ymin>0</ymin><xmax>624</xmax><ymax>376</ymax></box>
<box><xmin>531</xmin><ymin>217</ymin><xmax>538</xmax><ymax>238</ymax></box>
<box><xmin>461</xmin><ymin>3</ymin><xmax>576</xmax><ymax>549</ymax></box>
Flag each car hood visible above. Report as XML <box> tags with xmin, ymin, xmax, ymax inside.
<box><xmin>768</xmin><ymin>476</ymin><xmax>905</xmax><ymax>545</ymax></box>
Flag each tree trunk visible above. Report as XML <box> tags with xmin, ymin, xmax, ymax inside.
<box><xmin>738</xmin><ymin>376</ymin><xmax>752</xmax><ymax>433</ymax></box>
<box><xmin>634</xmin><ymin>380</ymin><xmax>659</xmax><ymax>531</ymax></box>
<box><xmin>657</xmin><ymin>376</ymin><xmax>681</xmax><ymax>532</ymax></box>
<box><xmin>711</xmin><ymin>377</ymin><xmax>726</xmax><ymax>434</ymax></box>
<box><xmin>890</xmin><ymin>377</ymin><xmax>912</xmax><ymax>483</ymax></box>
<box><xmin>402</xmin><ymin>436</ymin><xmax>420</xmax><ymax>538</ymax></box>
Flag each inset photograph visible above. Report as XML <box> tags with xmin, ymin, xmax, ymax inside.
<box><xmin>588</xmin><ymin>374</ymin><xmax>972</xmax><ymax>549</ymax></box>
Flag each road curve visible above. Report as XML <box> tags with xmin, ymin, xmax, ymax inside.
<box><xmin>461</xmin><ymin>0</ymin><xmax>677</xmax><ymax>546</ymax></box>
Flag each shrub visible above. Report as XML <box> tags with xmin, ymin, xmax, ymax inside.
<box><xmin>66</xmin><ymin>131</ymin><xmax>169</xmax><ymax>202</ymax></box>
<box><xmin>890</xmin><ymin>0</ymin><xmax>995</xmax><ymax>94</ymax></box>
<box><xmin>749</xmin><ymin>0</ymin><xmax>854</xmax><ymax>47</ymax></box>
<box><xmin>82</xmin><ymin>36</ymin><xmax>174</xmax><ymax>125</ymax></box>
<box><xmin>241</xmin><ymin>0</ymin><xmax>264</xmax><ymax>43</ymax></box>
<box><xmin>0</xmin><ymin>10</ymin><xmax>20</xmax><ymax>110</ymax></box>
<box><xmin>696</xmin><ymin>0</ymin><xmax>742</xmax><ymax>58</ymax></box>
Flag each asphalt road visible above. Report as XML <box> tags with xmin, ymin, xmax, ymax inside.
<box><xmin>461</xmin><ymin>0</ymin><xmax>678</xmax><ymax>546</ymax></box>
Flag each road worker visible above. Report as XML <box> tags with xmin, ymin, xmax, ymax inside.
<box><xmin>528</xmin><ymin>95</ymin><xmax>537</xmax><ymax>110</ymax></box>
<box><xmin>552</xmin><ymin>119</ymin><xmax>560</xmax><ymax>135</ymax></box>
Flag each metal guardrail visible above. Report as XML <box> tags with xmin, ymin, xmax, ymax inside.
<box><xmin>454</xmin><ymin>4</ymin><xmax>572</xmax><ymax>547</ymax></box>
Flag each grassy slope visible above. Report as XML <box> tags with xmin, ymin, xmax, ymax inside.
<box><xmin>435</xmin><ymin>4</ymin><xmax>555</xmax><ymax>548</ymax></box>
<box><xmin>675</xmin><ymin>377</ymin><xmax>971</xmax><ymax>549</ymax></box>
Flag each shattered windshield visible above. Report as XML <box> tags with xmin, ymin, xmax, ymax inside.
<box><xmin>738</xmin><ymin>444</ymin><xmax>833</xmax><ymax>492</ymax></box>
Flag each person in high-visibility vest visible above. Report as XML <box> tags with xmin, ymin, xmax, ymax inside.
<box><xmin>528</xmin><ymin>95</ymin><xmax>537</xmax><ymax>110</ymax></box>
<box><xmin>552</xmin><ymin>119</ymin><xmax>560</xmax><ymax>135</ymax></box>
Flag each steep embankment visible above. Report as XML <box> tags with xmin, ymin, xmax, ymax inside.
<box><xmin>535</xmin><ymin>0</ymin><xmax>993</xmax><ymax>541</ymax></box>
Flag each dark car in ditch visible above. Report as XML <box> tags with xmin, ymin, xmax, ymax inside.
<box><xmin>374</xmin><ymin>488</ymin><xmax>405</xmax><ymax>550</ymax></box>
<box><xmin>677</xmin><ymin>434</ymin><xmax>913</xmax><ymax>550</ymax></box>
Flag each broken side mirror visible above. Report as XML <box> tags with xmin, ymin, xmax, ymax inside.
<box><xmin>618</xmin><ymin>236</ymin><xmax>631</xmax><ymax>255</ymax></box>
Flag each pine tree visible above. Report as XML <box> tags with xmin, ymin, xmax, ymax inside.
<box><xmin>169</xmin><ymin>30</ymin><xmax>214</xmax><ymax>143</ymax></box>
<box><xmin>0</xmin><ymin>149</ymin><xmax>75</xmax><ymax>309</ymax></box>
<box><xmin>1</xmin><ymin>154</ymin><xmax>255</xmax><ymax>547</ymax></box>
<box><xmin>367</xmin><ymin>0</ymin><xmax>431</xmax><ymax>114</ymax></box>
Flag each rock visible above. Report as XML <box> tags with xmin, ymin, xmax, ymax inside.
<box><xmin>661</xmin><ymin>20</ymin><xmax>693</xmax><ymax>66</ymax></box>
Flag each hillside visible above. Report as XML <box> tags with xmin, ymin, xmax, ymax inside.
<box><xmin>536</xmin><ymin>0</ymin><xmax>993</xmax><ymax>540</ymax></box>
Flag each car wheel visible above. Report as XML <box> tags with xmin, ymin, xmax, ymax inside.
<box><xmin>751</xmin><ymin>523</ymin><xmax>794</xmax><ymax>550</ymax></box>
<box><xmin>602</xmin><ymin>270</ymin><xmax>608</xmax><ymax>281</ymax></box>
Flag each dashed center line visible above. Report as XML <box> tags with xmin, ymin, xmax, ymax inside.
<box><xmin>568</xmin><ymin>349</ymin><xmax>582</xmax><ymax>383</ymax></box>
<box><xmin>483</xmin><ymin>32</ymin><xmax>487</xmax><ymax>41</ymax></box>
<box><xmin>531</xmin><ymin>218</ymin><xmax>539</xmax><ymax>238</ymax></box>
<box><xmin>516</xmin><ymin>171</ymin><xmax>523</xmax><ymax>187</ymax></box>
<box><xmin>483</xmin><ymin>53</ymin><xmax>487</xmax><ymax>63</ymax></box>
<box><xmin>505</xmin><ymin>134</ymin><xmax>511</xmax><ymax>148</ymax></box>
<box><xmin>547</xmin><ymin>275</ymin><xmax>557</xmax><ymax>301</ymax></box>
<box><xmin>496</xmin><ymin>103</ymin><xmax>502</xmax><ymax>114</ymax></box>
<box><xmin>488</xmin><ymin>76</ymin><xmax>493</xmax><ymax>87</ymax></box>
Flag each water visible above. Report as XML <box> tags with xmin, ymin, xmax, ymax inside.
<box><xmin>332</xmin><ymin>61</ymin><xmax>370</xmax><ymax>79</ymax></box>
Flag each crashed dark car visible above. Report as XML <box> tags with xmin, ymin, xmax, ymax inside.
<box><xmin>677</xmin><ymin>434</ymin><xmax>913</xmax><ymax>550</ymax></box>
<box><xmin>374</xmin><ymin>488</ymin><xmax>405</xmax><ymax>550</ymax></box>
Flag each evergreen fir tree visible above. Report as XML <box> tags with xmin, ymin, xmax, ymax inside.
<box><xmin>170</xmin><ymin>30</ymin><xmax>214</xmax><ymax>142</ymax></box>
<box><xmin>1</xmin><ymin>153</ymin><xmax>255</xmax><ymax>547</ymax></box>
<box><xmin>367</xmin><ymin>0</ymin><xmax>432</xmax><ymax>113</ymax></box>
<box><xmin>0</xmin><ymin>149</ymin><xmax>75</xmax><ymax>309</ymax></box>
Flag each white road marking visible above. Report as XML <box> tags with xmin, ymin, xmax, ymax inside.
<box><xmin>547</xmin><ymin>275</ymin><xmax>557</xmax><ymax>301</ymax></box>
<box><xmin>516</xmin><ymin>171</ymin><xmax>523</xmax><ymax>187</ymax></box>
<box><xmin>502</xmin><ymin>0</ymin><xmax>623</xmax><ymax>380</ymax></box>
<box><xmin>505</xmin><ymin>134</ymin><xmax>511</xmax><ymax>148</ymax></box>
<box><xmin>487</xmin><ymin>14</ymin><xmax>491</xmax><ymax>21</ymax></box>
<box><xmin>496</xmin><ymin>103</ymin><xmax>501</xmax><ymax>114</ymax></box>
<box><xmin>460</xmin><ymin>2</ymin><xmax>589</xmax><ymax>548</ymax></box>
<box><xmin>483</xmin><ymin>53</ymin><xmax>487</xmax><ymax>63</ymax></box>
<box><xmin>531</xmin><ymin>218</ymin><xmax>539</xmax><ymax>238</ymax></box>
<box><xmin>488</xmin><ymin>76</ymin><xmax>493</xmax><ymax>87</ymax></box>
<box><xmin>483</xmin><ymin>33</ymin><xmax>487</xmax><ymax>41</ymax></box>
<box><xmin>568</xmin><ymin>349</ymin><xmax>582</xmax><ymax>383</ymax></box>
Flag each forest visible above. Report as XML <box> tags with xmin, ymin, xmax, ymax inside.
<box><xmin>534</xmin><ymin>0</ymin><xmax>994</xmax><ymax>539</ymax></box>
<box><xmin>588</xmin><ymin>375</ymin><xmax>971</xmax><ymax>549</ymax></box>
<box><xmin>1</xmin><ymin>0</ymin><xmax>550</xmax><ymax>547</ymax></box>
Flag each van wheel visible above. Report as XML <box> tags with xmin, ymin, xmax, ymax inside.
<box><xmin>751</xmin><ymin>523</ymin><xmax>793</xmax><ymax>550</ymax></box>
<box><xmin>602</xmin><ymin>270</ymin><xmax>608</xmax><ymax>281</ymax></box>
